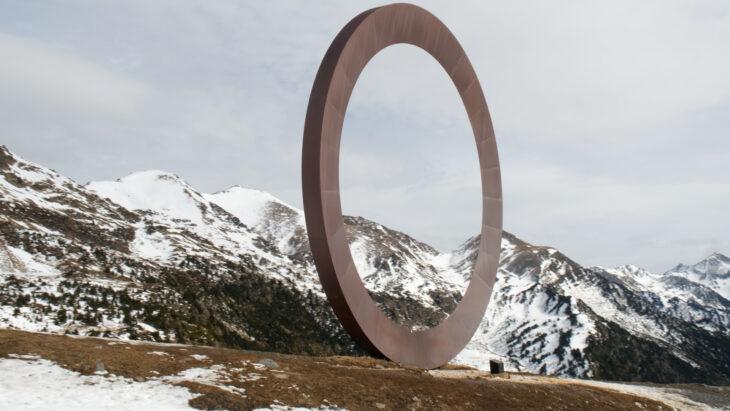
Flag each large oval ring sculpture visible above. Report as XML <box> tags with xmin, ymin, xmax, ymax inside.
<box><xmin>302</xmin><ymin>3</ymin><xmax>502</xmax><ymax>369</ymax></box>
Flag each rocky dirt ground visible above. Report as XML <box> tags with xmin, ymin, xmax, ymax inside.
<box><xmin>0</xmin><ymin>329</ymin><xmax>727</xmax><ymax>410</ymax></box>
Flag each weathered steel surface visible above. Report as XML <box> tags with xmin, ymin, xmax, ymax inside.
<box><xmin>302</xmin><ymin>3</ymin><xmax>502</xmax><ymax>369</ymax></box>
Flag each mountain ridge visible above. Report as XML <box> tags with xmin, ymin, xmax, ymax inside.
<box><xmin>0</xmin><ymin>145</ymin><xmax>728</xmax><ymax>385</ymax></box>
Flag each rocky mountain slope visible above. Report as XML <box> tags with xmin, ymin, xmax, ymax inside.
<box><xmin>0</xmin><ymin>145</ymin><xmax>728</xmax><ymax>385</ymax></box>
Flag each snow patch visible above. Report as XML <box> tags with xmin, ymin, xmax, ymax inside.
<box><xmin>205</xmin><ymin>186</ymin><xmax>301</xmax><ymax>229</ymax></box>
<box><xmin>88</xmin><ymin>171</ymin><xmax>205</xmax><ymax>225</ymax></box>
<box><xmin>0</xmin><ymin>358</ymin><xmax>196</xmax><ymax>410</ymax></box>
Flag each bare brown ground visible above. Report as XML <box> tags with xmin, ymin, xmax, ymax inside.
<box><xmin>0</xmin><ymin>329</ymin><xmax>674</xmax><ymax>410</ymax></box>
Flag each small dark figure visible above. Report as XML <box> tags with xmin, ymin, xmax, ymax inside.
<box><xmin>490</xmin><ymin>360</ymin><xmax>504</xmax><ymax>374</ymax></box>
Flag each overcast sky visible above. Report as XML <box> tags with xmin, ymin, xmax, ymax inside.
<box><xmin>1</xmin><ymin>1</ymin><xmax>728</xmax><ymax>272</ymax></box>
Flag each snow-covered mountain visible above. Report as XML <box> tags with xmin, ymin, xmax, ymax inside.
<box><xmin>664</xmin><ymin>253</ymin><xmax>730</xmax><ymax>300</ymax></box>
<box><xmin>1</xmin><ymin>145</ymin><xmax>728</xmax><ymax>385</ymax></box>
<box><xmin>206</xmin><ymin>187</ymin><xmax>466</xmax><ymax>328</ymax></box>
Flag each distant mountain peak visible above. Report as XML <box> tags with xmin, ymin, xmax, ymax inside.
<box><xmin>694</xmin><ymin>252</ymin><xmax>730</xmax><ymax>276</ymax></box>
<box><xmin>707</xmin><ymin>252</ymin><xmax>730</xmax><ymax>263</ymax></box>
<box><xmin>663</xmin><ymin>251</ymin><xmax>730</xmax><ymax>300</ymax></box>
<box><xmin>667</xmin><ymin>252</ymin><xmax>730</xmax><ymax>276</ymax></box>
<box><xmin>611</xmin><ymin>264</ymin><xmax>654</xmax><ymax>277</ymax></box>
<box><xmin>205</xmin><ymin>185</ymin><xmax>302</xmax><ymax>232</ymax></box>
<box><xmin>86</xmin><ymin>170</ymin><xmax>213</xmax><ymax>227</ymax></box>
<box><xmin>121</xmin><ymin>169</ymin><xmax>182</xmax><ymax>180</ymax></box>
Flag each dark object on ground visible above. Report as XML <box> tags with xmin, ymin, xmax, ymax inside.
<box><xmin>490</xmin><ymin>360</ymin><xmax>504</xmax><ymax>374</ymax></box>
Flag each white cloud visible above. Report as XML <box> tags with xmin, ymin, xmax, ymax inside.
<box><xmin>0</xmin><ymin>34</ymin><xmax>153</xmax><ymax>123</ymax></box>
<box><xmin>425</xmin><ymin>1</ymin><xmax>730</xmax><ymax>141</ymax></box>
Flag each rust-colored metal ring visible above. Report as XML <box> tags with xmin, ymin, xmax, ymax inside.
<box><xmin>302</xmin><ymin>3</ymin><xmax>502</xmax><ymax>369</ymax></box>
